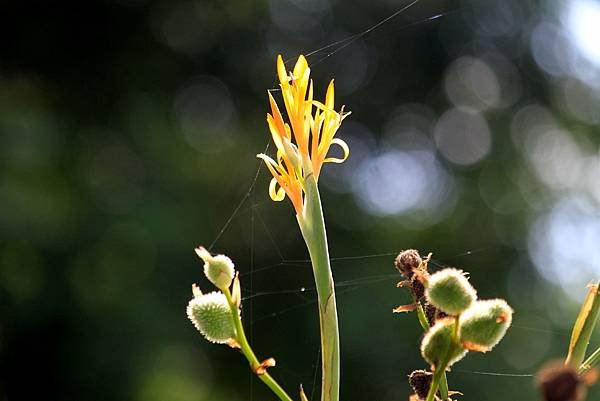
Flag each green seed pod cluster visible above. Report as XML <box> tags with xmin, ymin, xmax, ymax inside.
<box><xmin>425</xmin><ymin>268</ymin><xmax>476</xmax><ymax>315</ymax></box>
<box><xmin>459</xmin><ymin>299</ymin><xmax>513</xmax><ymax>351</ymax></box>
<box><xmin>196</xmin><ymin>246</ymin><xmax>235</xmax><ymax>290</ymax></box>
<box><xmin>187</xmin><ymin>291</ymin><xmax>236</xmax><ymax>344</ymax></box>
<box><xmin>420</xmin><ymin>319</ymin><xmax>467</xmax><ymax>368</ymax></box>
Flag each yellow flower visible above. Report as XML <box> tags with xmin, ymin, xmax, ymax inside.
<box><xmin>257</xmin><ymin>55</ymin><xmax>350</xmax><ymax>214</ymax></box>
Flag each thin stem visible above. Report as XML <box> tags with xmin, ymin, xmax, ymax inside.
<box><xmin>425</xmin><ymin>362</ymin><xmax>447</xmax><ymax>401</ymax></box>
<box><xmin>453</xmin><ymin>315</ymin><xmax>460</xmax><ymax>341</ymax></box>
<box><xmin>579</xmin><ymin>346</ymin><xmax>600</xmax><ymax>374</ymax></box>
<box><xmin>416</xmin><ymin>303</ymin><xmax>429</xmax><ymax>331</ymax></box>
<box><xmin>298</xmin><ymin>174</ymin><xmax>340</xmax><ymax>401</ymax></box>
<box><xmin>439</xmin><ymin>374</ymin><xmax>449</xmax><ymax>400</ymax></box>
<box><xmin>223</xmin><ymin>289</ymin><xmax>295</xmax><ymax>401</ymax></box>
<box><xmin>415</xmin><ymin>303</ymin><xmax>449</xmax><ymax>401</ymax></box>
<box><xmin>425</xmin><ymin>317</ymin><xmax>463</xmax><ymax>401</ymax></box>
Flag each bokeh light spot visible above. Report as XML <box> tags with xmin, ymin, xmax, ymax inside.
<box><xmin>173</xmin><ymin>76</ymin><xmax>237</xmax><ymax>153</ymax></box>
<box><xmin>567</xmin><ymin>0</ymin><xmax>600</xmax><ymax>67</ymax></box>
<box><xmin>444</xmin><ymin>57</ymin><xmax>500</xmax><ymax>110</ymax></box>
<box><xmin>434</xmin><ymin>107</ymin><xmax>491</xmax><ymax>166</ymax></box>
<box><xmin>529</xmin><ymin>197</ymin><xmax>600</xmax><ymax>296</ymax></box>
<box><xmin>352</xmin><ymin>149</ymin><xmax>453</xmax><ymax>218</ymax></box>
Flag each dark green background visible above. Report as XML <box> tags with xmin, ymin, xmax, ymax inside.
<box><xmin>1</xmin><ymin>0</ymin><xmax>600</xmax><ymax>400</ymax></box>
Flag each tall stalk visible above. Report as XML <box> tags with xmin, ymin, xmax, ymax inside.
<box><xmin>298</xmin><ymin>174</ymin><xmax>340</xmax><ymax>401</ymax></box>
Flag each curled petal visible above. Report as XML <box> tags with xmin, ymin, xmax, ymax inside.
<box><xmin>323</xmin><ymin>138</ymin><xmax>349</xmax><ymax>164</ymax></box>
<box><xmin>257</xmin><ymin>153</ymin><xmax>287</xmax><ymax>188</ymax></box>
<box><xmin>269</xmin><ymin>178</ymin><xmax>286</xmax><ymax>201</ymax></box>
<box><xmin>257</xmin><ymin>153</ymin><xmax>281</xmax><ymax>174</ymax></box>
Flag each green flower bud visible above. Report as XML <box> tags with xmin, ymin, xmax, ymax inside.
<box><xmin>195</xmin><ymin>246</ymin><xmax>235</xmax><ymax>290</ymax></box>
<box><xmin>425</xmin><ymin>268</ymin><xmax>476</xmax><ymax>315</ymax></box>
<box><xmin>186</xmin><ymin>291</ymin><xmax>236</xmax><ymax>344</ymax></box>
<box><xmin>420</xmin><ymin>319</ymin><xmax>467</xmax><ymax>368</ymax></box>
<box><xmin>459</xmin><ymin>299</ymin><xmax>513</xmax><ymax>352</ymax></box>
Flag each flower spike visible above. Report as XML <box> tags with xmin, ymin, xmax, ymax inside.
<box><xmin>258</xmin><ymin>54</ymin><xmax>350</xmax><ymax>214</ymax></box>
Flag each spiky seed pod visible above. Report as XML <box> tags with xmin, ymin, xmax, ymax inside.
<box><xmin>425</xmin><ymin>268</ymin><xmax>476</xmax><ymax>315</ymax></box>
<box><xmin>187</xmin><ymin>291</ymin><xmax>236</xmax><ymax>344</ymax></box>
<box><xmin>408</xmin><ymin>370</ymin><xmax>433</xmax><ymax>400</ymax></box>
<box><xmin>421</xmin><ymin>319</ymin><xmax>467</xmax><ymax>368</ymax></box>
<box><xmin>459</xmin><ymin>299</ymin><xmax>513</xmax><ymax>351</ymax></box>
<box><xmin>537</xmin><ymin>362</ymin><xmax>585</xmax><ymax>401</ymax></box>
<box><xmin>395</xmin><ymin>249</ymin><xmax>423</xmax><ymax>279</ymax></box>
<box><xmin>196</xmin><ymin>246</ymin><xmax>235</xmax><ymax>290</ymax></box>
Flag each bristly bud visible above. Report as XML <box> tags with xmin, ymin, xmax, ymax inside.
<box><xmin>537</xmin><ymin>362</ymin><xmax>586</xmax><ymax>401</ymax></box>
<box><xmin>395</xmin><ymin>249</ymin><xmax>423</xmax><ymax>279</ymax></box>
<box><xmin>421</xmin><ymin>319</ymin><xmax>468</xmax><ymax>368</ymax></box>
<box><xmin>195</xmin><ymin>246</ymin><xmax>235</xmax><ymax>291</ymax></box>
<box><xmin>425</xmin><ymin>268</ymin><xmax>476</xmax><ymax>315</ymax></box>
<box><xmin>459</xmin><ymin>299</ymin><xmax>512</xmax><ymax>352</ymax></box>
<box><xmin>187</xmin><ymin>291</ymin><xmax>236</xmax><ymax>344</ymax></box>
<box><xmin>408</xmin><ymin>370</ymin><xmax>433</xmax><ymax>400</ymax></box>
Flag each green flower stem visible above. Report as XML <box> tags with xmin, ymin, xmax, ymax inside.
<box><xmin>298</xmin><ymin>174</ymin><xmax>340</xmax><ymax>401</ymax></box>
<box><xmin>439</xmin><ymin>373</ymin><xmax>449</xmax><ymax>401</ymax></box>
<box><xmin>426</xmin><ymin>316</ymin><xmax>463</xmax><ymax>401</ymax></box>
<box><xmin>426</xmin><ymin>361</ymin><xmax>447</xmax><ymax>401</ymax></box>
<box><xmin>223</xmin><ymin>289</ymin><xmax>294</xmax><ymax>401</ymax></box>
<box><xmin>415</xmin><ymin>303</ymin><xmax>449</xmax><ymax>401</ymax></box>
<box><xmin>416</xmin><ymin>303</ymin><xmax>430</xmax><ymax>330</ymax></box>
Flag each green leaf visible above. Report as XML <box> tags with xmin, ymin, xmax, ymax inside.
<box><xmin>565</xmin><ymin>282</ymin><xmax>600</xmax><ymax>367</ymax></box>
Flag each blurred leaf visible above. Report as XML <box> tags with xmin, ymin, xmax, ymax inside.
<box><xmin>565</xmin><ymin>282</ymin><xmax>600</xmax><ymax>367</ymax></box>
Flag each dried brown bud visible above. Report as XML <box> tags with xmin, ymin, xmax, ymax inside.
<box><xmin>424</xmin><ymin>302</ymin><xmax>447</xmax><ymax>326</ymax></box>
<box><xmin>408</xmin><ymin>369</ymin><xmax>433</xmax><ymax>400</ymax></box>
<box><xmin>411</xmin><ymin>274</ymin><xmax>426</xmax><ymax>300</ymax></box>
<box><xmin>395</xmin><ymin>249</ymin><xmax>423</xmax><ymax>279</ymax></box>
<box><xmin>537</xmin><ymin>362</ymin><xmax>585</xmax><ymax>401</ymax></box>
<box><xmin>254</xmin><ymin>357</ymin><xmax>277</xmax><ymax>375</ymax></box>
<box><xmin>424</xmin><ymin>302</ymin><xmax>437</xmax><ymax>326</ymax></box>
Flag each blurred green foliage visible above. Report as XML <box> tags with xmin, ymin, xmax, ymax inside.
<box><xmin>1</xmin><ymin>0</ymin><xmax>600</xmax><ymax>400</ymax></box>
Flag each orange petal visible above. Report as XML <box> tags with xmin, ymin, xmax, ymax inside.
<box><xmin>325</xmin><ymin>79</ymin><xmax>335</xmax><ymax>110</ymax></box>
<box><xmin>254</xmin><ymin>357</ymin><xmax>277</xmax><ymax>375</ymax></box>
<box><xmin>393</xmin><ymin>303</ymin><xmax>417</xmax><ymax>313</ymax></box>
<box><xmin>277</xmin><ymin>55</ymin><xmax>288</xmax><ymax>85</ymax></box>
<box><xmin>292</xmin><ymin>55</ymin><xmax>309</xmax><ymax>82</ymax></box>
